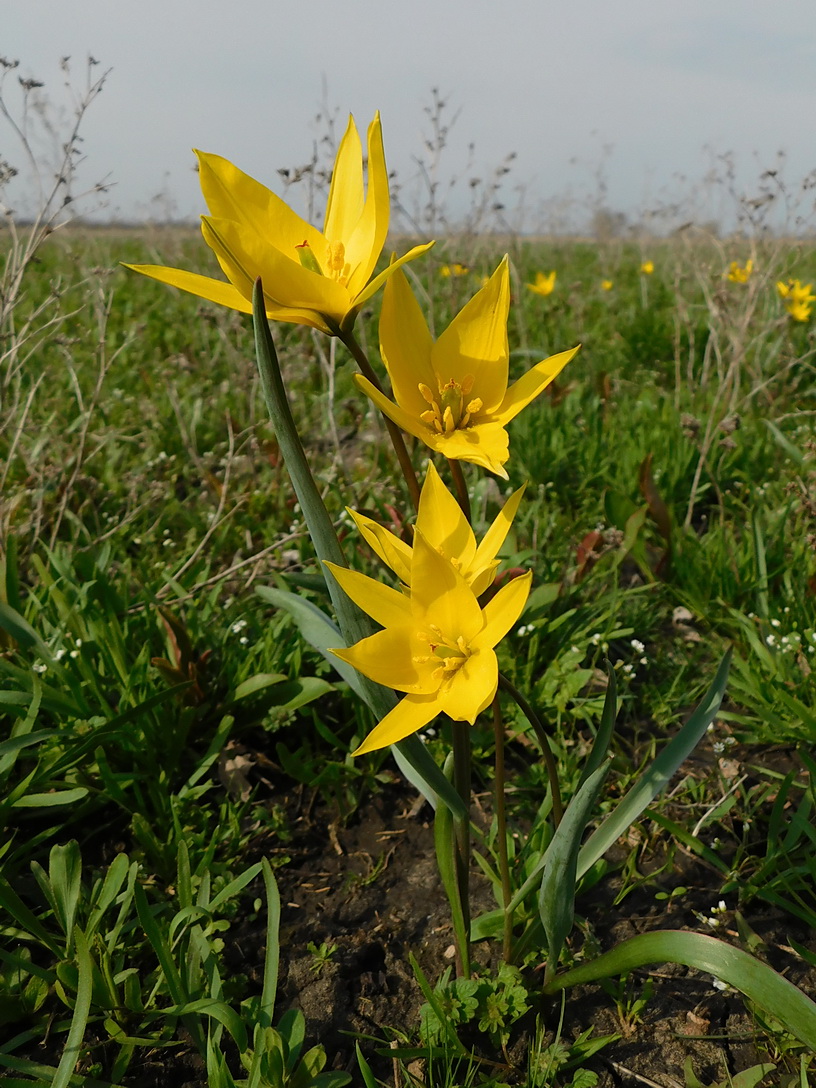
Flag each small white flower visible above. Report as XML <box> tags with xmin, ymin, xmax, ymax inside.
<box><xmin>630</xmin><ymin>639</ymin><xmax>645</xmax><ymax>653</ymax></box>
<box><xmin>69</xmin><ymin>650</ymin><xmax>80</xmax><ymax>659</ymax></box>
<box><xmin>239</xmin><ymin>636</ymin><xmax>249</xmax><ymax>646</ymax></box>
<box><xmin>230</xmin><ymin>619</ymin><xmax>248</xmax><ymax>634</ymax></box>
<box><xmin>765</xmin><ymin>634</ymin><xmax>776</xmax><ymax>647</ymax></box>
<box><xmin>33</xmin><ymin>663</ymin><xmax>48</xmax><ymax>674</ymax></box>
<box><xmin>713</xmin><ymin>741</ymin><xmax>725</xmax><ymax>753</ymax></box>
<box><xmin>55</xmin><ymin>649</ymin><xmax>67</xmax><ymax>662</ymax></box>
<box><xmin>770</xmin><ymin>618</ymin><xmax>781</xmax><ymax>628</ymax></box>
<box><xmin>590</xmin><ymin>633</ymin><xmax>602</xmax><ymax>645</ymax></box>
<box><xmin>711</xmin><ymin>977</ymin><xmax>729</xmax><ymax>991</ymax></box>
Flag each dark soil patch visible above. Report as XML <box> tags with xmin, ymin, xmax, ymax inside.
<box><xmin>229</xmin><ymin>767</ymin><xmax>815</xmax><ymax>1086</ymax></box>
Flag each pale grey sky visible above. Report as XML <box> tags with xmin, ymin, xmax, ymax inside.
<box><xmin>4</xmin><ymin>1</ymin><xmax>816</xmax><ymax>231</ymax></box>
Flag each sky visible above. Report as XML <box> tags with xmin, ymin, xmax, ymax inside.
<box><xmin>3</xmin><ymin>1</ymin><xmax>816</xmax><ymax>233</ymax></box>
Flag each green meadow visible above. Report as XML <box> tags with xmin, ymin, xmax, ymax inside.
<box><xmin>2</xmin><ymin>210</ymin><xmax>816</xmax><ymax>1087</ymax></box>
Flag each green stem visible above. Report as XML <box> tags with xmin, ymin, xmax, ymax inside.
<box><xmin>491</xmin><ymin>696</ymin><xmax>513</xmax><ymax>962</ymax></box>
<box><xmin>450</xmin><ymin>719</ymin><xmax>472</xmax><ymax>977</ymax></box>
<box><xmin>337</xmin><ymin>327</ymin><xmax>421</xmax><ymax>510</ymax></box>
<box><xmin>447</xmin><ymin>458</ymin><xmax>472</xmax><ymax>522</ymax></box>
<box><xmin>498</xmin><ymin>673</ymin><xmax>563</xmax><ymax>828</ymax></box>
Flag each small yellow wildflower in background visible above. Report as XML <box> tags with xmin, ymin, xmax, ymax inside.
<box><xmin>326</xmin><ymin>531</ymin><xmax>531</xmax><ymax>754</ymax></box>
<box><xmin>601</xmin><ymin>279</ymin><xmax>613</xmax><ymax>291</ymax></box>
<box><xmin>640</xmin><ymin>260</ymin><xmax>654</xmax><ymax>275</ymax></box>
<box><xmin>355</xmin><ymin>257</ymin><xmax>580</xmax><ymax>477</ymax></box>
<box><xmin>777</xmin><ymin>279</ymin><xmax>815</xmax><ymax>322</ymax></box>
<box><xmin>726</xmin><ymin>259</ymin><xmax>753</xmax><ymax>284</ymax></box>
<box><xmin>440</xmin><ymin>263</ymin><xmax>470</xmax><ymax>278</ymax></box>
<box><xmin>125</xmin><ymin>114</ymin><xmax>431</xmax><ymax>335</ymax></box>
<box><xmin>526</xmin><ymin>270</ymin><xmax>556</xmax><ymax>297</ymax></box>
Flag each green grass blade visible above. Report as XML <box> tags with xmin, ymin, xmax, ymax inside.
<box><xmin>544</xmin><ymin>929</ymin><xmax>816</xmax><ymax>1051</ymax></box>
<box><xmin>51</xmin><ymin>927</ymin><xmax>93</xmax><ymax>1088</ymax></box>
<box><xmin>258</xmin><ymin>858</ymin><xmax>280</xmax><ymax>1030</ymax></box>
<box><xmin>577</xmin><ymin>649</ymin><xmax>731</xmax><ymax>877</ymax></box>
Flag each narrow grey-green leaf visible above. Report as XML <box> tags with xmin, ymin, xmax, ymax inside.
<box><xmin>539</xmin><ymin>762</ymin><xmax>610</xmax><ymax>978</ymax></box>
<box><xmin>544</xmin><ymin>929</ymin><xmax>816</xmax><ymax>1051</ymax></box>
<box><xmin>578</xmin><ymin>650</ymin><xmax>731</xmax><ymax>877</ymax></box>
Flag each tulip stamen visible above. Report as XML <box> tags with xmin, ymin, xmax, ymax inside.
<box><xmin>416</xmin><ymin>374</ymin><xmax>481</xmax><ymax>437</ymax></box>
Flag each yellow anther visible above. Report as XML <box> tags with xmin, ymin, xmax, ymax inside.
<box><xmin>461</xmin><ymin>374</ymin><xmax>475</xmax><ymax>396</ymax></box>
<box><xmin>443</xmin><ymin>406</ymin><xmax>456</xmax><ymax>433</ymax></box>
<box><xmin>467</xmin><ymin>398</ymin><xmax>483</xmax><ymax>414</ymax></box>
<box><xmin>327</xmin><ymin>241</ymin><xmax>346</xmax><ymax>273</ymax></box>
<box><xmin>419</xmin><ymin>383</ymin><xmax>436</xmax><ymax>404</ymax></box>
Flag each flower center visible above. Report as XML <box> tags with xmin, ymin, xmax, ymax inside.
<box><xmin>413</xmin><ymin>626</ymin><xmax>472</xmax><ymax>684</ymax></box>
<box><xmin>294</xmin><ymin>239</ymin><xmax>350</xmax><ymax>286</ymax></box>
<box><xmin>418</xmin><ymin>376</ymin><xmax>483</xmax><ymax>435</ymax></box>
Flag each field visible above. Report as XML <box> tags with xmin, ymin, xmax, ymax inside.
<box><xmin>2</xmin><ymin>202</ymin><xmax>816</xmax><ymax>1088</ymax></box>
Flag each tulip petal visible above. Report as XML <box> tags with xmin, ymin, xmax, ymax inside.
<box><xmin>202</xmin><ymin>217</ymin><xmax>349</xmax><ymax>317</ymax></box>
<box><xmin>410</xmin><ymin>530</ymin><xmax>483</xmax><ymax>641</ymax></box>
<box><xmin>434</xmin><ymin>258</ymin><xmax>510</xmax><ymax>412</ymax></box>
<box><xmin>196</xmin><ymin>151</ymin><xmax>325</xmax><ymax>256</ymax></box>
<box><xmin>344</xmin><ymin>113</ymin><xmax>390</xmax><ymax>296</ymax></box>
<box><xmin>498</xmin><ymin>346</ymin><xmax>580</xmax><ymax>422</ymax></box>
<box><xmin>123</xmin><ymin>263</ymin><xmax>253</xmax><ymax>313</ymax></box>
<box><xmin>352</xmin><ymin>693</ymin><xmax>440</xmax><ymax>755</ymax></box>
<box><xmin>478</xmin><ymin>571</ymin><xmax>532</xmax><ymax>648</ymax></box>
<box><xmin>324</xmin><ymin>562</ymin><xmax>410</xmax><ymax>629</ymax></box>
<box><xmin>348</xmin><ymin>511</ymin><xmax>412</xmax><ymax>584</ymax></box>
<box><xmin>352</xmin><ymin>240</ymin><xmax>435</xmax><ymax>312</ymax></box>
<box><xmin>439</xmin><ymin>648</ymin><xmax>498</xmax><ymax>723</ymax></box>
<box><xmin>426</xmin><ymin>421</ymin><xmax>511</xmax><ymax>478</ymax></box>
<box><xmin>377</xmin><ymin>268</ymin><xmax>437</xmax><ymax>414</ymax></box>
<box><xmin>472</xmin><ymin>484</ymin><xmax>526</xmax><ymax>572</ymax></box>
<box><xmin>323</xmin><ymin>116</ymin><xmax>364</xmax><ymax>249</ymax></box>
<box><xmin>331</xmin><ymin>626</ymin><xmax>434</xmax><ymax>694</ymax></box>
<box><xmin>353</xmin><ymin>375</ymin><xmax>434</xmax><ymax>445</ymax></box>
<box><xmin>418</xmin><ymin>462</ymin><xmax>477</xmax><ymax>570</ymax></box>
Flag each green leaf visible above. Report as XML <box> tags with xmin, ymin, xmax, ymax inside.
<box><xmin>48</xmin><ymin>841</ymin><xmax>83</xmax><ymax>946</ymax></box>
<box><xmin>578</xmin><ymin>650</ymin><xmax>731</xmax><ymax>877</ymax></box>
<box><xmin>544</xmin><ymin>929</ymin><xmax>816</xmax><ymax>1052</ymax></box>
<box><xmin>51</xmin><ymin>928</ymin><xmax>93</xmax><ymax>1088</ymax></box>
<box><xmin>538</xmin><ymin>763</ymin><xmax>610</xmax><ymax>981</ymax></box>
<box><xmin>12</xmin><ymin>787</ymin><xmax>88</xmax><ymax>808</ymax></box>
<box><xmin>258</xmin><ymin>859</ymin><xmax>280</xmax><ymax>1031</ymax></box>
<box><xmin>232</xmin><ymin>673</ymin><xmax>288</xmax><ymax>700</ymax></box>
<box><xmin>434</xmin><ymin>753</ymin><xmax>470</xmax><ymax>978</ymax></box>
<box><xmin>0</xmin><ymin>602</ymin><xmax>49</xmax><ymax>654</ymax></box>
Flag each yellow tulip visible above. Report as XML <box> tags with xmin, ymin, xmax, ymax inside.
<box><xmin>355</xmin><ymin>257</ymin><xmax>580</xmax><ymax>478</ymax></box>
<box><xmin>348</xmin><ymin>461</ymin><xmax>525</xmax><ymax>595</ymax></box>
<box><xmin>726</xmin><ymin>259</ymin><xmax>753</xmax><ymax>284</ymax></box>
<box><xmin>440</xmin><ymin>262</ymin><xmax>470</xmax><ymax>278</ymax></box>
<box><xmin>601</xmin><ymin>279</ymin><xmax>614</xmax><ymax>291</ymax></box>
<box><xmin>640</xmin><ymin>260</ymin><xmax>654</xmax><ymax>275</ymax></box>
<box><xmin>125</xmin><ymin>114</ymin><xmax>432</xmax><ymax>335</ymax></box>
<box><xmin>777</xmin><ymin>279</ymin><xmax>814</xmax><ymax>320</ymax></box>
<box><xmin>526</xmin><ymin>270</ymin><xmax>556</xmax><ymax>297</ymax></box>
<box><xmin>326</xmin><ymin>530</ymin><xmax>531</xmax><ymax>754</ymax></box>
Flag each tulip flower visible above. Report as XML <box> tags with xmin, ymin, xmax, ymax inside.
<box><xmin>726</xmin><ymin>259</ymin><xmax>753</xmax><ymax>284</ymax></box>
<box><xmin>355</xmin><ymin>258</ymin><xmax>579</xmax><ymax>477</ymax></box>
<box><xmin>440</xmin><ymin>263</ymin><xmax>470</xmax><ymax>278</ymax></box>
<box><xmin>348</xmin><ymin>462</ymin><xmax>525</xmax><ymax>595</ymax></box>
<box><xmin>326</xmin><ymin>530</ymin><xmax>531</xmax><ymax>754</ymax></box>
<box><xmin>601</xmin><ymin>279</ymin><xmax>614</xmax><ymax>291</ymax></box>
<box><xmin>125</xmin><ymin>114</ymin><xmax>432</xmax><ymax>335</ymax></box>
<box><xmin>640</xmin><ymin>260</ymin><xmax>654</xmax><ymax>275</ymax></box>
<box><xmin>777</xmin><ymin>279</ymin><xmax>814</xmax><ymax>321</ymax></box>
<box><xmin>526</xmin><ymin>270</ymin><xmax>556</xmax><ymax>297</ymax></box>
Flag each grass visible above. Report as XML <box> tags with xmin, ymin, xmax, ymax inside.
<box><xmin>2</xmin><ymin>216</ymin><xmax>816</xmax><ymax>1086</ymax></box>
